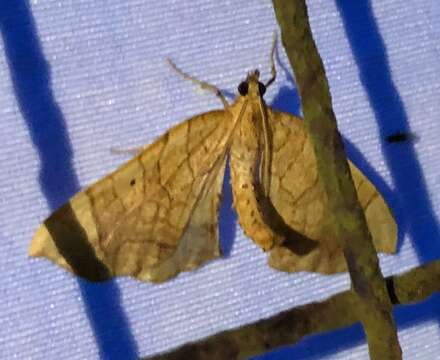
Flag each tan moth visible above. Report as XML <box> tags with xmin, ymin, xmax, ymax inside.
<box><xmin>30</xmin><ymin>39</ymin><xmax>397</xmax><ymax>282</ymax></box>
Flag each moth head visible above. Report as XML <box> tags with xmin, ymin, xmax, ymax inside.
<box><xmin>237</xmin><ymin>69</ymin><xmax>266</xmax><ymax>98</ymax></box>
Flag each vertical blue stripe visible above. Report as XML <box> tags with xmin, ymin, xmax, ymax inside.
<box><xmin>257</xmin><ymin>1</ymin><xmax>440</xmax><ymax>358</ymax></box>
<box><xmin>335</xmin><ymin>0</ymin><xmax>440</xmax><ymax>263</ymax></box>
<box><xmin>0</xmin><ymin>1</ymin><xmax>139</xmax><ymax>359</ymax></box>
<box><xmin>335</xmin><ymin>0</ymin><xmax>440</xmax><ymax>347</ymax></box>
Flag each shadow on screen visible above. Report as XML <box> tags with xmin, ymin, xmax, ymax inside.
<box><xmin>0</xmin><ymin>1</ymin><xmax>138</xmax><ymax>359</ymax></box>
<box><xmin>258</xmin><ymin>0</ymin><xmax>440</xmax><ymax>356</ymax></box>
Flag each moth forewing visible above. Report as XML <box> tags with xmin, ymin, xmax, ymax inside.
<box><xmin>30</xmin><ymin>110</ymin><xmax>235</xmax><ymax>282</ymax></box>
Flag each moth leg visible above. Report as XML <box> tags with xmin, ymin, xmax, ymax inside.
<box><xmin>110</xmin><ymin>147</ymin><xmax>144</xmax><ymax>156</ymax></box>
<box><xmin>166</xmin><ymin>58</ymin><xmax>229</xmax><ymax>109</ymax></box>
<box><xmin>265</xmin><ymin>33</ymin><xmax>277</xmax><ymax>88</ymax></box>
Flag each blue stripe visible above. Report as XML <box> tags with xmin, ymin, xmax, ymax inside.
<box><xmin>0</xmin><ymin>1</ymin><xmax>138</xmax><ymax>359</ymax></box>
<box><xmin>335</xmin><ymin>0</ymin><xmax>440</xmax><ymax>270</ymax></box>
<box><xmin>258</xmin><ymin>1</ymin><xmax>440</xmax><ymax>358</ymax></box>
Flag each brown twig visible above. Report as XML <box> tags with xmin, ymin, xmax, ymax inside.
<box><xmin>144</xmin><ymin>260</ymin><xmax>440</xmax><ymax>359</ymax></box>
<box><xmin>271</xmin><ymin>1</ymin><xmax>401</xmax><ymax>358</ymax></box>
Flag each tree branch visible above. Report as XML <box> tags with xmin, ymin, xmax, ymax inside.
<box><xmin>144</xmin><ymin>260</ymin><xmax>440</xmax><ymax>360</ymax></box>
<box><xmin>271</xmin><ymin>1</ymin><xmax>401</xmax><ymax>358</ymax></box>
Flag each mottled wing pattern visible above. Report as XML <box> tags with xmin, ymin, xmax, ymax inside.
<box><xmin>30</xmin><ymin>110</ymin><xmax>232</xmax><ymax>282</ymax></box>
<box><xmin>266</xmin><ymin>109</ymin><xmax>397</xmax><ymax>274</ymax></box>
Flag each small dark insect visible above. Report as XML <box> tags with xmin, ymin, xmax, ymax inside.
<box><xmin>386</xmin><ymin>132</ymin><xmax>417</xmax><ymax>143</ymax></box>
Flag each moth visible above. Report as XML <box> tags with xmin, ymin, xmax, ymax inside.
<box><xmin>30</xmin><ymin>41</ymin><xmax>397</xmax><ymax>283</ymax></box>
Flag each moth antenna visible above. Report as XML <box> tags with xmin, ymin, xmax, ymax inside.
<box><xmin>265</xmin><ymin>32</ymin><xmax>277</xmax><ymax>88</ymax></box>
<box><xmin>166</xmin><ymin>58</ymin><xmax>229</xmax><ymax>109</ymax></box>
<box><xmin>110</xmin><ymin>147</ymin><xmax>143</xmax><ymax>156</ymax></box>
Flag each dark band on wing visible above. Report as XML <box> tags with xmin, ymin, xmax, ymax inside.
<box><xmin>44</xmin><ymin>202</ymin><xmax>111</xmax><ymax>281</ymax></box>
